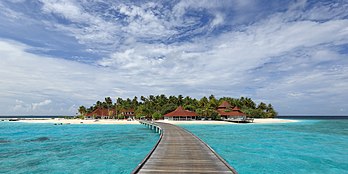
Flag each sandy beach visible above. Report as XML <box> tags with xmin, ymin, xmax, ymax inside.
<box><xmin>157</xmin><ymin>120</ymin><xmax>234</xmax><ymax>124</ymax></box>
<box><xmin>157</xmin><ymin>118</ymin><xmax>299</xmax><ymax>125</ymax></box>
<box><xmin>253</xmin><ymin>118</ymin><xmax>299</xmax><ymax>123</ymax></box>
<box><xmin>15</xmin><ymin>118</ymin><xmax>298</xmax><ymax>125</ymax></box>
<box><xmin>17</xmin><ymin>118</ymin><xmax>140</xmax><ymax>124</ymax></box>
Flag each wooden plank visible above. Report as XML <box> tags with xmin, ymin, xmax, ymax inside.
<box><xmin>134</xmin><ymin>122</ymin><xmax>238</xmax><ymax>174</ymax></box>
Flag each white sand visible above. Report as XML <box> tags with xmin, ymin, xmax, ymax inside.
<box><xmin>253</xmin><ymin>118</ymin><xmax>299</xmax><ymax>123</ymax></box>
<box><xmin>17</xmin><ymin>118</ymin><xmax>298</xmax><ymax>125</ymax></box>
<box><xmin>157</xmin><ymin>120</ymin><xmax>234</xmax><ymax>124</ymax></box>
<box><xmin>157</xmin><ymin>118</ymin><xmax>298</xmax><ymax>124</ymax></box>
<box><xmin>18</xmin><ymin>118</ymin><xmax>140</xmax><ymax>124</ymax></box>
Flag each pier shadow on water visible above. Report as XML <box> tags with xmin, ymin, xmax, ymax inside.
<box><xmin>0</xmin><ymin>139</ymin><xmax>11</xmax><ymax>144</ymax></box>
<box><xmin>24</xmin><ymin>137</ymin><xmax>50</xmax><ymax>142</ymax></box>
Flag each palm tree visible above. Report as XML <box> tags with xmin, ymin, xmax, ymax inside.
<box><xmin>104</xmin><ymin>97</ymin><xmax>113</xmax><ymax>118</ymax></box>
<box><xmin>140</xmin><ymin>96</ymin><xmax>146</xmax><ymax>104</ymax></box>
<box><xmin>83</xmin><ymin>94</ymin><xmax>277</xmax><ymax>119</ymax></box>
<box><xmin>78</xmin><ymin>106</ymin><xmax>87</xmax><ymax>115</ymax></box>
<box><xmin>105</xmin><ymin>97</ymin><xmax>113</xmax><ymax>107</ymax></box>
<box><xmin>208</xmin><ymin>95</ymin><xmax>218</xmax><ymax>109</ymax></box>
<box><xmin>96</xmin><ymin>101</ymin><xmax>102</xmax><ymax>109</ymax></box>
<box><xmin>201</xmin><ymin>105</ymin><xmax>215</xmax><ymax>119</ymax></box>
<box><xmin>159</xmin><ymin>94</ymin><xmax>168</xmax><ymax>104</ymax></box>
<box><xmin>149</xmin><ymin>95</ymin><xmax>155</xmax><ymax>102</ymax></box>
<box><xmin>199</xmin><ymin>96</ymin><xmax>208</xmax><ymax>108</ymax></box>
<box><xmin>178</xmin><ymin>95</ymin><xmax>183</xmax><ymax>105</ymax></box>
<box><xmin>132</xmin><ymin>96</ymin><xmax>138</xmax><ymax>108</ymax></box>
<box><xmin>257</xmin><ymin>102</ymin><xmax>267</xmax><ymax>111</ymax></box>
<box><xmin>266</xmin><ymin>104</ymin><xmax>273</xmax><ymax>112</ymax></box>
<box><xmin>168</xmin><ymin>96</ymin><xmax>178</xmax><ymax>105</ymax></box>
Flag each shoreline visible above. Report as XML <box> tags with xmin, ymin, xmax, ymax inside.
<box><xmin>16</xmin><ymin>118</ymin><xmax>140</xmax><ymax>125</ymax></box>
<box><xmin>157</xmin><ymin>118</ymin><xmax>299</xmax><ymax>124</ymax></box>
<box><xmin>8</xmin><ymin>118</ymin><xmax>300</xmax><ymax>125</ymax></box>
<box><xmin>253</xmin><ymin>118</ymin><xmax>299</xmax><ymax>123</ymax></box>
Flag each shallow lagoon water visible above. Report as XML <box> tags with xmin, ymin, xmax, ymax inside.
<box><xmin>1</xmin><ymin>120</ymin><xmax>347</xmax><ymax>174</ymax></box>
<box><xmin>181</xmin><ymin>120</ymin><xmax>348</xmax><ymax>174</ymax></box>
<box><xmin>0</xmin><ymin>122</ymin><xmax>159</xmax><ymax>174</ymax></box>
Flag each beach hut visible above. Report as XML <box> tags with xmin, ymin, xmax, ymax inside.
<box><xmin>217</xmin><ymin>101</ymin><xmax>247</xmax><ymax>121</ymax></box>
<box><xmin>218</xmin><ymin>101</ymin><xmax>232</xmax><ymax>109</ymax></box>
<box><xmin>85</xmin><ymin>108</ymin><xmax>116</xmax><ymax>119</ymax></box>
<box><xmin>121</xmin><ymin>109</ymin><xmax>135</xmax><ymax>120</ymax></box>
<box><xmin>164</xmin><ymin>106</ymin><xmax>197</xmax><ymax>121</ymax></box>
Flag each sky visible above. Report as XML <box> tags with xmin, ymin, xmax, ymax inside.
<box><xmin>0</xmin><ymin>0</ymin><xmax>347</xmax><ymax>116</ymax></box>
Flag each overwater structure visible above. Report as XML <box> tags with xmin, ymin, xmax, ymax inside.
<box><xmin>133</xmin><ymin>121</ymin><xmax>238</xmax><ymax>173</ymax></box>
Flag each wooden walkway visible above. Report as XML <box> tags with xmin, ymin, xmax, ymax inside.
<box><xmin>133</xmin><ymin>122</ymin><xmax>237</xmax><ymax>174</ymax></box>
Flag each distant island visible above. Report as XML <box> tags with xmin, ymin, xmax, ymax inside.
<box><xmin>78</xmin><ymin>95</ymin><xmax>277</xmax><ymax>120</ymax></box>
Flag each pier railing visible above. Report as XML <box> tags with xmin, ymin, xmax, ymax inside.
<box><xmin>131</xmin><ymin>121</ymin><xmax>163</xmax><ymax>174</ymax></box>
<box><xmin>133</xmin><ymin>121</ymin><xmax>238</xmax><ymax>173</ymax></box>
<box><xmin>180</xmin><ymin>125</ymin><xmax>238</xmax><ymax>173</ymax></box>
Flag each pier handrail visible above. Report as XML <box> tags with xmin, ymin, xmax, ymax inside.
<box><xmin>179</xmin><ymin>125</ymin><xmax>238</xmax><ymax>173</ymax></box>
<box><xmin>133</xmin><ymin>121</ymin><xmax>238</xmax><ymax>173</ymax></box>
<box><xmin>131</xmin><ymin>121</ymin><xmax>163</xmax><ymax>174</ymax></box>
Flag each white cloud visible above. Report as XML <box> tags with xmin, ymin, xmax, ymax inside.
<box><xmin>32</xmin><ymin>99</ymin><xmax>52</xmax><ymax>110</ymax></box>
<box><xmin>288</xmin><ymin>0</ymin><xmax>307</xmax><ymax>11</ymax></box>
<box><xmin>36</xmin><ymin>0</ymin><xmax>247</xmax><ymax>51</ymax></box>
<box><xmin>117</xmin><ymin>3</ymin><xmax>175</xmax><ymax>38</ymax></box>
<box><xmin>0</xmin><ymin>39</ymin><xmax>138</xmax><ymax>115</ymax></box>
<box><xmin>13</xmin><ymin>99</ymin><xmax>26</xmax><ymax>111</ymax></box>
<box><xmin>40</xmin><ymin>0</ymin><xmax>83</xmax><ymax>21</ymax></box>
<box><xmin>210</xmin><ymin>12</ymin><xmax>224</xmax><ymax>28</ymax></box>
<box><xmin>1</xmin><ymin>0</ymin><xmax>348</xmax><ymax>115</ymax></box>
<box><xmin>0</xmin><ymin>2</ymin><xmax>24</xmax><ymax>20</ymax></box>
<box><xmin>97</xmin><ymin>16</ymin><xmax>348</xmax><ymax>85</ymax></box>
<box><xmin>39</xmin><ymin>0</ymin><xmax>121</xmax><ymax>50</ymax></box>
<box><xmin>92</xmin><ymin>15</ymin><xmax>348</xmax><ymax>114</ymax></box>
<box><xmin>299</xmin><ymin>1</ymin><xmax>348</xmax><ymax>21</ymax></box>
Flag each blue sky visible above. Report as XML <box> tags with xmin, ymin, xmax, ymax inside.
<box><xmin>0</xmin><ymin>0</ymin><xmax>347</xmax><ymax>116</ymax></box>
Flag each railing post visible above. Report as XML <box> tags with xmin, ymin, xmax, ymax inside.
<box><xmin>141</xmin><ymin>121</ymin><xmax>162</xmax><ymax>135</ymax></box>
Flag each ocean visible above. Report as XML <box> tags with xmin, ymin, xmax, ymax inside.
<box><xmin>0</xmin><ymin>122</ymin><xmax>159</xmax><ymax>174</ymax></box>
<box><xmin>181</xmin><ymin>119</ymin><xmax>348</xmax><ymax>174</ymax></box>
<box><xmin>1</xmin><ymin>119</ymin><xmax>347</xmax><ymax>174</ymax></box>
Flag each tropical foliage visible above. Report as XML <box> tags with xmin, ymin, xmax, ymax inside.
<box><xmin>78</xmin><ymin>95</ymin><xmax>277</xmax><ymax>119</ymax></box>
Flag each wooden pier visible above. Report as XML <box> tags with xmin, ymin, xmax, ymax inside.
<box><xmin>133</xmin><ymin>121</ymin><xmax>237</xmax><ymax>174</ymax></box>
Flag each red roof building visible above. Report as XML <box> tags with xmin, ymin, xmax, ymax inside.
<box><xmin>218</xmin><ymin>101</ymin><xmax>232</xmax><ymax>109</ymax></box>
<box><xmin>121</xmin><ymin>109</ymin><xmax>135</xmax><ymax>119</ymax></box>
<box><xmin>164</xmin><ymin>106</ymin><xmax>197</xmax><ymax>121</ymax></box>
<box><xmin>217</xmin><ymin>101</ymin><xmax>246</xmax><ymax>118</ymax></box>
<box><xmin>85</xmin><ymin>108</ymin><xmax>116</xmax><ymax>119</ymax></box>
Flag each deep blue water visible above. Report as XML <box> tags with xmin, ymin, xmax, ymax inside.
<box><xmin>0</xmin><ymin>122</ymin><xmax>159</xmax><ymax>174</ymax></box>
<box><xmin>180</xmin><ymin>120</ymin><xmax>348</xmax><ymax>174</ymax></box>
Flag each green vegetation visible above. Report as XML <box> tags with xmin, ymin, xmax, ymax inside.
<box><xmin>75</xmin><ymin>115</ymin><xmax>85</xmax><ymax>119</ymax></box>
<box><xmin>78</xmin><ymin>95</ymin><xmax>277</xmax><ymax>119</ymax></box>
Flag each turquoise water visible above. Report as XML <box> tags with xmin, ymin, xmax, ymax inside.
<box><xmin>0</xmin><ymin>122</ymin><xmax>159</xmax><ymax>174</ymax></box>
<box><xmin>2</xmin><ymin>120</ymin><xmax>347</xmax><ymax>174</ymax></box>
<box><xmin>181</xmin><ymin>120</ymin><xmax>348</xmax><ymax>174</ymax></box>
